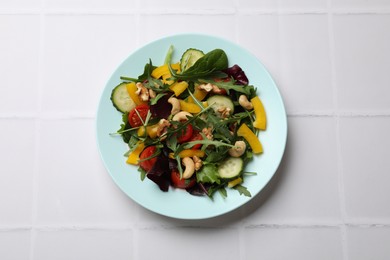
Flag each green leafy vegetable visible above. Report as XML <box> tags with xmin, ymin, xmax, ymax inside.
<box><xmin>233</xmin><ymin>185</ymin><xmax>252</xmax><ymax>197</ymax></box>
<box><xmin>199</xmin><ymin>78</ymin><xmax>255</xmax><ymax>96</ymax></box>
<box><xmin>164</xmin><ymin>45</ymin><xmax>174</xmax><ymax>65</ymax></box>
<box><xmin>196</xmin><ymin>164</ymin><xmax>220</xmax><ymax>184</ymax></box>
<box><xmin>169</xmin><ymin>49</ymin><xmax>228</xmax><ymax>81</ymax></box>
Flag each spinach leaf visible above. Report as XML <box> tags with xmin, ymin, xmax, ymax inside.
<box><xmin>169</xmin><ymin>49</ymin><xmax>228</xmax><ymax>81</ymax></box>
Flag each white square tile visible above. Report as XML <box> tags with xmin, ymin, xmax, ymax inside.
<box><xmin>332</xmin><ymin>0</ymin><xmax>390</xmax><ymax>10</ymax></box>
<box><xmin>0</xmin><ymin>0</ymin><xmax>40</xmax><ymax>9</ymax></box>
<box><xmin>239</xmin><ymin>0</ymin><xmax>328</xmax><ymax>11</ymax></box>
<box><xmin>339</xmin><ymin>117</ymin><xmax>390</xmax><ymax>222</ymax></box>
<box><xmin>242</xmin><ymin>227</ymin><xmax>343</xmax><ymax>259</ymax></box>
<box><xmin>138</xmin><ymin>227</ymin><xmax>240</xmax><ymax>260</ymax></box>
<box><xmin>139</xmin><ymin>14</ymin><xmax>236</xmax><ymax>44</ymax></box>
<box><xmin>141</xmin><ymin>0</ymin><xmax>235</xmax><ymax>10</ymax></box>
<box><xmin>279</xmin><ymin>14</ymin><xmax>334</xmax><ymax>114</ymax></box>
<box><xmin>278</xmin><ymin>0</ymin><xmax>328</xmax><ymax>10</ymax></box>
<box><xmin>239</xmin><ymin>0</ymin><xmax>278</xmax><ymax>10</ymax></box>
<box><xmin>44</xmin><ymin>0</ymin><xmax>137</xmax><ymax>10</ymax></box>
<box><xmin>34</xmin><ymin>229</ymin><xmax>133</xmax><ymax>260</ymax></box>
<box><xmin>42</xmin><ymin>15</ymin><xmax>137</xmax><ymax>115</ymax></box>
<box><xmin>0</xmin><ymin>15</ymin><xmax>40</xmax><ymax>114</ymax></box>
<box><xmin>243</xmin><ymin>117</ymin><xmax>341</xmax><ymax>224</ymax></box>
<box><xmin>347</xmin><ymin>226</ymin><xmax>390</xmax><ymax>260</ymax></box>
<box><xmin>0</xmin><ymin>119</ymin><xmax>35</xmax><ymax>226</ymax></box>
<box><xmin>333</xmin><ymin>15</ymin><xmax>390</xmax><ymax>113</ymax></box>
<box><xmin>237</xmin><ymin>14</ymin><xmax>280</xmax><ymax>80</ymax></box>
<box><xmin>36</xmin><ymin>119</ymin><xmax>139</xmax><ymax>225</ymax></box>
<box><xmin>279</xmin><ymin>0</ymin><xmax>328</xmax><ymax>10</ymax></box>
<box><xmin>0</xmin><ymin>230</ymin><xmax>31</xmax><ymax>260</ymax></box>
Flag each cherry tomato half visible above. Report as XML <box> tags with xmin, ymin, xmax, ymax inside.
<box><xmin>128</xmin><ymin>104</ymin><xmax>149</xmax><ymax>128</ymax></box>
<box><xmin>189</xmin><ymin>131</ymin><xmax>203</xmax><ymax>150</ymax></box>
<box><xmin>139</xmin><ymin>146</ymin><xmax>158</xmax><ymax>172</ymax></box>
<box><xmin>177</xmin><ymin>123</ymin><xmax>193</xmax><ymax>143</ymax></box>
<box><xmin>170</xmin><ymin>169</ymin><xmax>196</xmax><ymax>189</ymax></box>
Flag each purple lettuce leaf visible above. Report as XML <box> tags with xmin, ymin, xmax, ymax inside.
<box><xmin>146</xmin><ymin>153</ymin><xmax>171</xmax><ymax>192</ymax></box>
<box><xmin>223</xmin><ymin>64</ymin><xmax>249</xmax><ymax>85</ymax></box>
<box><xmin>150</xmin><ymin>95</ymin><xmax>172</xmax><ymax>119</ymax></box>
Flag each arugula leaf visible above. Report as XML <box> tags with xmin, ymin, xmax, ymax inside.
<box><xmin>218</xmin><ymin>187</ymin><xmax>227</xmax><ymax>199</ymax></box>
<box><xmin>116</xmin><ymin>112</ymin><xmax>132</xmax><ymax>143</ymax></box>
<box><xmin>196</xmin><ymin>164</ymin><xmax>220</xmax><ymax>184</ymax></box>
<box><xmin>233</xmin><ymin>185</ymin><xmax>252</xmax><ymax>197</ymax></box>
<box><xmin>138</xmin><ymin>59</ymin><xmax>155</xmax><ymax>81</ymax></box>
<box><xmin>179</xmin><ymin>140</ymin><xmax>234</xmax><ymax>153</ymax></box>
<box><xmin>164</xmin><ymin>45</ymin><xmax>174</xmax><ymax>65</ymax></box>
<box><xmin>198</xmin><ymin>78</ymin><xmax>254</xmax><ymax>96</ymax></box>
<box><xmin>149</xmin><ymin>93</ymin><xmax>167</xmax><ymax>105</ymax></box>
<box><xmin>124</xmin><ymin>135</ymin><xmax>141</xmax><ymax>155</ymax></box>
<box><xmin>205</xmin><ymin>147</ymin><xmax>229</xmax><ymax>163</ymax></box>
<box><xmin>138</xmin><ymin>167</ymin><xmax>147</xmax><ymax>181</ymax></box>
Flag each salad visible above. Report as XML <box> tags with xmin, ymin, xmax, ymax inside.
<box><xmin>110</xmin><ymin>46</ymin><xmax>267</xmax><ymax>199</ymax></box>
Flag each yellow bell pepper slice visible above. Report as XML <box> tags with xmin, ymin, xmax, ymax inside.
<box><xmin>251</xmin><ymin>96</ymin><xmax>267</xmax><ymax>130</ymax></box>
<box><xmin>126</xmin><ymin>142</ymin><xmax>145</xmax><ymax>165</ymax></box>
<box><xmin>151</xmin><ymin>63</ymin><xmax>180</xmax><ymax>79</ymax></box>
<box><xmin>228</xmin><ymin>177</ymin><xmax>243</xmax><ymax>188</ymax></box>
<box><xmin>187</xmin><ymin>87</ymin><xmax>208</xmax><ymax>103</ymax></box>
<box><xmin>237</xmin><ymin>123</ymin><xmax>263</xmax><ymax>154</ymax></box>
<box><xmin>137</xmin><ymin>124</ymin><xmax>159</xmax><ymax>139</ymax></box>
<box><xmin>179</xmin><ymin>100</ymin><xmax>202</xmax><ymax>114</ymax></box>
<box><xmin>169</xmin><ymin>149</ymin><xmax>205</xmax><ymax>159</ymax></box>
<box><xmin>178</xmin><ymin>149</ymin><xmax>205</xmax><ymax>158</ymax></box>
<box><xmin>162</xmin><ymin>74</ymin><xmax>174</xmax><ymax>85</ymax></box>
<box><xmin>169</xmin><ymin>81</ymin><xmax>189</xmax><ymax>97</ymax></box>
<box><xmin>126</xmin><ymin>82</ymin><xmax>147</xmax><ymax>106</ymax></box>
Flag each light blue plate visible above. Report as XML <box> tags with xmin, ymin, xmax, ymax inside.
<box><xmin>96</xmin><ymin>34</ymin><xmax>287</xmax><ymax>219</ymax></box>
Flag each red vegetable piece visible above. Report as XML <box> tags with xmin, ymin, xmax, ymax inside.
<box><xmin>170</xmin><ymin>169</ymin><xmax>196</xmax><ymax>189</ymax></box>
<box><xmin>189</xmin><ymin>131</ymin><xmax>203</xmax><ymax>149</ymax></box>
<box><xmin>128</xmin><ymin>104</ymin><xmax>149</xmax><ymax>128</ymax></box>
<box><xmin>177</xmin><ymin>124</ymin><xmax>193</xmax><ymax>143</ymax></box>
<box><xmin>139</xmin><ymin>146</ymin><xmax>158</xmax><ymax>172</ymax></box>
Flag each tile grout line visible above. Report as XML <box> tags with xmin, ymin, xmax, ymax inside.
<box><xmin>233</xmin><ymin>1</ymin><xmax>247</xmax><ymax>259</ymax></box>
<box><xmin>29</xmin><ymin>1</ymin><xmax>46</xmax><ymax>259</ymax></box>
<box><xmin>327</xmin><ymin>1</ymin><xmax>349</xmax><ymax>260</ymax></box>
<box><xmin>3</xmin><ymin>221</ymin><xmax>390</xmax><ymax>232</ymax></box>
<box><xmin>133</xmin><ymin>1</ymin><xmax>141</xmax><ymax>259</ymax></box>
<box><xmin>2</xmin><ymin>8</ymin><xmax>390</xmax><ymax>15</ymax></box>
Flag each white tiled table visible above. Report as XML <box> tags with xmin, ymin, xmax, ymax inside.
<box><xmin>1</xmin><ymin>0</ymin><xmax>390</xmax><ymax>259</ymax></box>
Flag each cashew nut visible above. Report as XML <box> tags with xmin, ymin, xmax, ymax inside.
<box><xmin>168</xmin><ymin>97</ymin><xmax>180</xmax><ymax>115</ymax></box>
<box><xmin>193</xmin><ymin>156</ymin><xmax>203</xmax><ymax>171</ymax></box>
<box><xmin>198</xmin><ymin>83</ymin><xmax>213</xmax><ymax>92</ymax></box>
<box><xmin>238</xmin><ymin>95</ymin><xmax>253</xmax><ymax>110</ymax></box>
<box><xmin>172</xmin><ymin>111</ymin><xmax>192</xmax><ymax>121</ymax></box>
<box><xmin>156</xmin><ymin>119</ymin><xmax>170</xmax><ymax>138</ymax></box>
<box><xmin>149</xmin><ymin>88</ymin><xmax>156</xmax><ymax>99</ymax></box>
<box><xmin>228</xmin><ymin>141</ymin><xmax>246</xmax><ymax>157</ymax></box>
<box><xmin>198</xmin><ymin>83</ymin><xmax>224</xmax><ymax>94</ymax></box>
<box><xmin>135</xmin><ymin>82</ymin><xmax>149</xmax><ymax>101</ymax></box>
<box><xmin>182</xmin><ymin>157</ymin><xmax>195</xmax><ymax>179</ymax></box>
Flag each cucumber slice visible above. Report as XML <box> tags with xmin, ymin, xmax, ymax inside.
<box><xmin>207</xmin><ymin>95</ymin><xmax>234</xmax><ymax>117</ymax></box>
<box><xmin>180</xmin><ymin>48</ymin><xmax>205</xmax><ymax>72</ymax></box>
<box><xmin>218</xmin><ymin>157</ymin><xmax>243</xmax><ymax>179</ymax></box>
<box><xmin>111</xmin><ymin>82</ymin><xmax>136</xmax><ymax>113</ymax></box>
